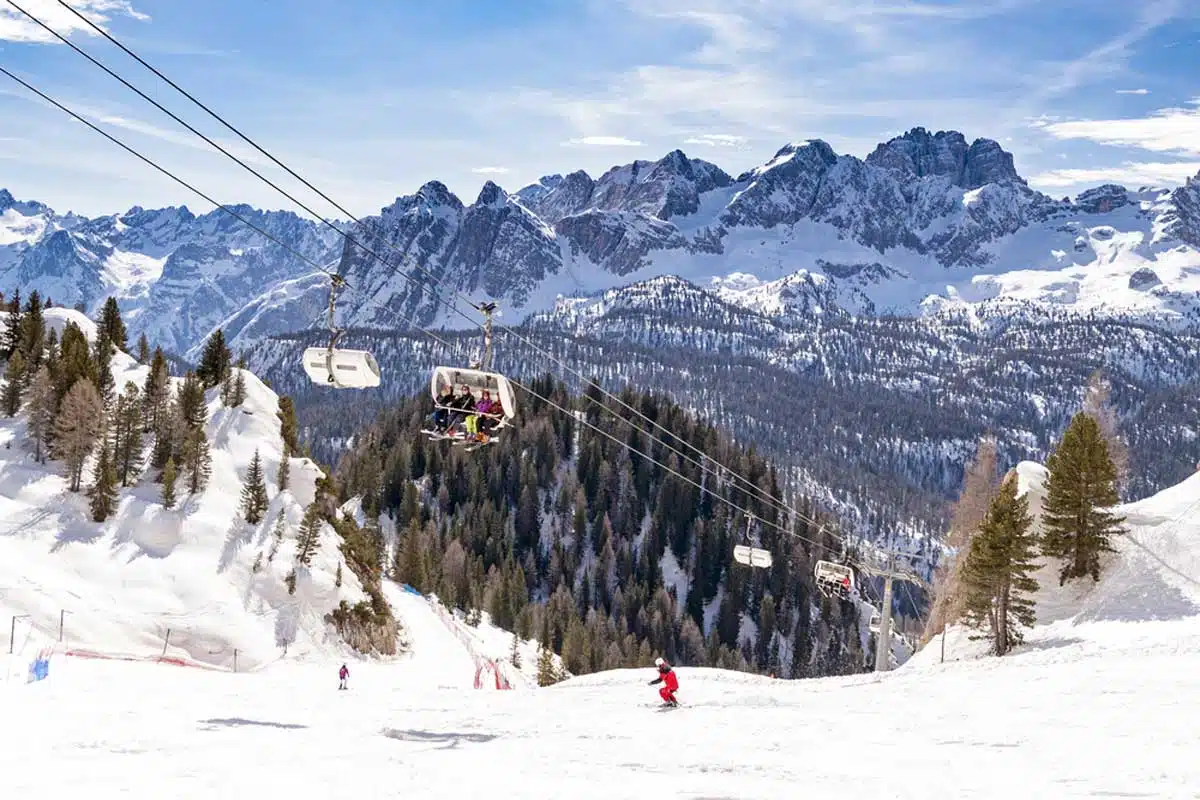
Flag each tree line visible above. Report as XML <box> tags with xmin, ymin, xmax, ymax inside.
<box><xmin>333</xmin><ymin>377</ymin><xmax>888</xmax><ymax>680</ymax></box>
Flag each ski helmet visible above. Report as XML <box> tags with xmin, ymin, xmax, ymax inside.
<box><xmin>654</xmin><ymin>657</ymin><xmax>665</xmax><ymax>667</ymax></box>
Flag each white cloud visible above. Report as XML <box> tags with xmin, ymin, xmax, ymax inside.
<box><xmin>683</xmin><ymin>133</ymin><xmax>749</xmax><ymax>147</ymax></box>
<box><xmin>1029</xmin><ymin>161</ymin><xmax>1200</xmax><ymax>189</ymax></box>
<box><xmin>565</xmin><ymin>136</ymin><xmax>644</xmax><ymax>147</ymax></box>
<box><xmin>1116</xmin><ymin>88</ymin><xmax>1150</xmax><ymax>94</ymax></box>
<box><xmin>0</xmin><ymin>0</ymin><xmax>147</xmax><ymax>44</ymax></box>
<box><xmin>1039</xmin><ymin>99</ymin><xmax>1200</xmax><ymax>157</ymax></box>
<box><xmin>471</xmin><ymin>166</ymin><xmax>509</xmax><ymax>174</ymax></box>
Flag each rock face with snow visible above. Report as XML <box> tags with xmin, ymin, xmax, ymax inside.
<box><xmin>6</xmin><ymin>127</ymin><xmax>1200</xmax><ymax>355</ymax></box>
<box><xmin>0</xmin><ymin>198</ymin><xmax>341</xmax><ymax>356</ymax></box>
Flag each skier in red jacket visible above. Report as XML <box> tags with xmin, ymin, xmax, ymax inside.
<box><xmin>648</xmin><ymin>657</ymin><xmax>678</xmax><ymax>706</ymax></box>
<box><xmin>338</xmin><ymin>664</ymin><xmax>349</xmax><ymax>690</ymax></box>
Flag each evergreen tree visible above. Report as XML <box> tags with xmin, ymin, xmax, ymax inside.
<box><xmin>277</xmin><ymin>396</ymin><xmax>299</xmax><ymax>456</ymax></box>
<box><xmin>176</xmin><ymin>371</ymin><xmax>207</xmax><ymax>430</ymax></box>
<box><xmin>1</xmin><ymin>290</ymin><xmax>21</xmax><ymax>360</ymax></box>
<box><xmin>18</xmin><ymin>290</ymin><xmax>44</xmax><ymax>370</ymax></box>
<box><xmin>96</xmin><ymin>297</ymin><xmax>127</xmax><ymax>352</ymax></box>
<box><xmin>136</xmin><ymin>333</ymin><xmax>150</xmax><ymax>365</ymax></box>
<box><xmin>960</xmin><ymin>473</ymin><xmax>1040</xmax><ymax>655</ymax></box>
<box><xmin>113</xmin><ymin>381</ymin><xmax>144</xmax><ymax>486</ymax></box>
<box><xmin>231</xmin><ymin>369</ymin><xmax>247</xmax><ymax>407</ymax></box>
<box><xmin>53</xmin><ymin>378</ymin><xmax>103</xmax><ymax>491</ymax></box>
<box><xmin>335</xmin><ymin>562</ymin><xmax>343</xmax><ymax>588</ymax></box>
<box><xmin>141</xmin><ymin>348</ymin><xmax>170</xmax><ymax>433</ymax></box>
<box><xmin>285</xmin><ymin>568</ymin><xmax>297</xmax><ymax>595</ymax></box>
<box><xmin>161</xmin><ymin>456</ymin><xmax>178</xmax><ymax>509</ymax></box>
<box><xmin>26</xmin><ymin>365</ymin><xmax>55</xmax><ymax>463</ymax></box>
<box><xmin>295</xmin><ymin>502</ymin><xmax>322</xmax><ymax>566</ymax></box>
<box><xmin>1041</xmin><ymin>413</ymin><xmax>1126</xmax><ymax>584</ymax></box>
<box><xmin>239</xmin><ymin>448</ymin><xmax>269</xmax><ymax>524</ymax></box>
<box><xmin>196</xmin><ymin>329</ymin><xmax>231</xmax><ymax>388</ymax></box>
<box><xmin>91</xmin><ymin>331</ymin><xmax>116</xmax><ymax>405</ymax></box>
<box><xmin>2</xmin><ymin>349</ymin><xmax>25</xmax><ymax>416</ymax></box>
<box><xmin>87</xmin><ymin>436</ymin><xmax>119</xmax><ymax>522</ymax></box>
<box><xmin>181</xmin><ymin>426</ymin><xmax>212</xmax><ymax>494</ymax></box>
<box><xmin>276</xmin><ymin>453</ymin><xmax>290</xmax><ymax>492</ymax></box>
<box><xmin>510</xmin><ymin>631</ymin><xmax>522</xmax><ymax>668</ymax></box>
<box><xmin>54</xmin><ymin>322</ymin><xmax>94</xmax><ymax>408</ymax></box>
<box><xmin>269</xmin><ymin>513</ymin><xmax>286</xmax><ymax>562</ymax></box>
<box><xmin>394</xmin><ymin>519</ymin><xmax>428</xmax><ymax>591</ymax></box>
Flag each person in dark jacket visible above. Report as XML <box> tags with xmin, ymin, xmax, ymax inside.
<box><xmin>648</xmin><ymin>657</ymin><xmax>678</xmax><ymax>706</ymax></box>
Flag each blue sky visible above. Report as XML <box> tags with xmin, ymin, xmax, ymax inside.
<box><xmin>0</xmin><ymin>0</ymin><xmax>1197</xmax><ymax>216</ymax></box>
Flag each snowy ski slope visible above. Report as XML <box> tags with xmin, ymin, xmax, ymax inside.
<box><xmin>2</xmin><ymin>461</ymin><xmax>1198</xmax><ymax>796</ymax></box>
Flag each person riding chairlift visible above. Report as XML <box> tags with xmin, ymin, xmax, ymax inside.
<box><xmin>432</xmin><ymin>382</ymin><xmax>457</xmax><ymax>431</ymax></box>
<box><xmin>447</xmin><ymin>385</ymin><xmax>476</xmax><ymax>433</ymax></box>
<box><xmin>466</xmin><ymin>389</ymin><xmax>497</xmax><ymax>442</ymax></box>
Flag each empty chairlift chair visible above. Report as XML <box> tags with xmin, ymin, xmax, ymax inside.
<box><xmin>301</xmin><ymin>274</ymin><xmax>381</xmax><ymax>389</ymax></box>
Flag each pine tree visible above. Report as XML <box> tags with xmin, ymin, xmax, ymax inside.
<box><xmin>276</xmin><ymin>454</ymin><xmax>290</xmax><ymax>492</ymax></box>
<box><xmin>18</xmin><ymin>291</ymin><xmax>45</xmax><ymax>370</ymax></box>
<box><xmin>335</xmin><ymin>562</ymin><xmax>343</xmax><ymax>588</ymax></box>
<box><xmin>510</xmin><ymin>631</ymin><xmax>522</xmax><ymax>668</ymax></box>
<box><xmin>136</xmin><ymin>333</ymin><xmax>150</xmax><ymax>365</ymax></box>
<box><xmin>295</xmin><ymin>502</ymin><xmax>322</xmax><ymax>566</ymax></box>
<box><xmin>141</xmin><ymin>348</ymin><xmax>170</xmax><ymax>433</ymax></box>
<box><xmin>53</xmin><ymin>378</ymin><xmax>104</xmax><ymax>491</ymax></box>
<box><xmin>161</xmin><ymin>456</ymin><xmax>178</xmax><ymax>509</ymax></box>
<box><xmin>277</xmin><ymin>395</ymin><xmax>299</xmax><ymax>456</ymax></box>
<box><xmin>96</xmin><ymin>297</ymin><xmax>127</xmax><ymax>352</ymax></box>
<box><xmin>239</xmin><ymin>448</ymin><xmax>269</xmax><ymax>524</ymax></box>
<box><xmin>231</xmin><ymin>369</ymin><xmax>247</xmax><ymax>407</ymax></box>
<box><xmin>252</xmin><ymin>552</ymin><xmax>263</xmax><ymax>573</ymax></box>
<box><xmin>285</xmin><ymin>568</ymin><xmax>297</xmax><ymax>595</ymax></box>
<box><xmin>91</xmin><ymin>331</ymin><xmax>116</xmax><ymax>406</ymax></box>
<box><xmin>176</xmin><ymin>372</ymin><xmax>207</xmax><ymax>431</ymax></box>
<box><xmin>1041</xmin><ymin>412</ymin><xmax>1126</xmax><ymax>584</ymax></box>
<box><xmin>87</xmin><ymin>436</ymin><xmax>119</xmax><ymax>522</ymax></box>
<box><xmin>196</xmin><ymin>329</ymin><xmax>231</xmax><ymax>389</ymax></box>
<box><xmin>960</xmin><ymin>473</ymin><xmax>1040</xmax><ymax>655</ymax></box>
<box><xmin>394</xmin><ymin>519</ymin><xmax>429</xmax><ymax>591</ymax></box>
<box><xmin>536</xmin><ymin>641</ymin><xmax>557</xmax><ymax>686</ymax></box>
<box><xmin>181</xmin><ymin>427</ymin><xmax>212</xmax><ymax>494</ymax></box>
<box><xmin>1083</xmin><ymin>370</ymin><xmax>1129</xmax><ymax>492</ymax></box>
<box><xmin>269</xmin><ymin>513</ymin><xmax>285</xmax><ymax>562</ymax></box>
<box><xmin>2</xmin><ymin>349</ymin><xmax>25</xmax><ymax>416</ymax></box>
<box><xmin>1</xmin><ymin>290</ymin><xmax>21</xmax><ymax>360</ymax></box>
<box><xmin>113</xmin><ymin>381</ymin><xmax>144</xmax><ymax>486</ymax></box>
<box><xmin>26</xmin><ymin>365</ymin><xmax>55</xmax><ymax>463</ymax></box>
<box><xmin>220</xmin><ymin>369</ymin><xmax>234</xmax><ymax>407</ymax></box>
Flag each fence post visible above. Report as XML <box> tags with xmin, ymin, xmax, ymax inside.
<box><xmin>233</xmin><ymin>649</ymin><xmax>238</xmax><ymax>673</ymax></box>
<box><xmin>59</xmin><ymin>609</ymin><xmax>68</xmax><ymax>642</ymax></box>
<box><xmin>9</xmin><ymin>615</ymin><xmax>28</xmax><ymax>655</ymax></box>
<box><xmin>161</xmin><ymin>628</ymin><xmax>171</xmax><ymax>658</ymax></box>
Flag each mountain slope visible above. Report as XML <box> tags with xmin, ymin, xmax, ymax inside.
<box><xmin>0</xmin><ymin>308</ymin><xmax>369</xmax><ymax>669</ymax></box>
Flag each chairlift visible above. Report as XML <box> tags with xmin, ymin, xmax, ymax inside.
<box><xmin>302</xmin><ymin>275</ymin><xmax>381</xmax><ymax>389</ymax></box>
<box><xmin>733</xmin><ymin>545</ymin><xmax>773</xmax><ymax>569</ymax></box>
<box><xmin>732</xmin><ymin>515</ymin><xmax>773</xmax><ymax>569</ymax></box>
<box><xmin>421</xmin><ymin>302</ymin><xmax>516</xmax><ymax>449</ymax></box>
<box><xmin>868</xmin><ymin>611</ymin><xmax>881</xmax><ymax>634</ymax></box>
<box><xmin>814</xmin><ymin>560</ymin><xmax>855</xmax><ymax>598</ymax></box>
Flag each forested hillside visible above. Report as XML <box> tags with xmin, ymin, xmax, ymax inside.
<box><xmin>335</xmin><ymin>379</ymin><xmax>888</xmax><ymax>678</ymax></box>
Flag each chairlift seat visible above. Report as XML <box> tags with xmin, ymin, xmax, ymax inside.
<box><xmin>868</xmin><ymin>611</ymin><xmax>881</xmax><ymax>634</ymax></box>
<box><xmin>814</xmin><ymin>560</ymin><xmax>855</xmax><ymax>595</ymax></box>
<box><xmin>302</xmin><ymin>347</ymin><xmax>380</xmax><ymax>388</ymax></box>
<box><xmin>430</xmin><ymin>366</ymin><xmax>516</xmax><ymax>419</ymax></box>
<box><xmin>733</xmin><ymin>545</ymin><xmax>773</xmax><ymax>569</ymax></box>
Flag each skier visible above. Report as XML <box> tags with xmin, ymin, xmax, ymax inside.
<box><xmin>648</xmin><ymin>657</ymin><xmax>678</xmax><ymax>707</ymax></box>
<box><xmin>338</xmin><ymin>663</ymin><xmax>349</xmax><ymax>690</ymax></box>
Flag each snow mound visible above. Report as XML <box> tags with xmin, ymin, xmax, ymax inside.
<box><xmin>0</xmin><ymin>322</ymin><xmax>366</xmax><ymax>671</ymax></box>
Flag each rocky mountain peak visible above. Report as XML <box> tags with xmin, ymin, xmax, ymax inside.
<box><xmin>0</xmin><ymin>188</ymin><xmax>14</xmax><ymax>212</ymax></box>
<box><xmin>476</xmin><ymin>180</ymin><xmax>508</xmax><ymax>209</ymax></box>
<box><xmin>866</xmin><ymin>127</ymin><xmax>1020</xmax><ymax>189</ymax></box>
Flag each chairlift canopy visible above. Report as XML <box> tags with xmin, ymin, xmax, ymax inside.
<box><xmin>733</xmin><ymin>545</ymin><xmax>773</xmax><ymax>569</ymax></box>
<box><xmin>430</xmin><ymin>366</ymin><xmax>516</xmax><ymax>419</ymax></box>
<box><xmin>814</xmin><ymin>560</ymin><xmax>855</xmax><ymax>594</ymax></box>
<box><xmin>302</xmin><ymin>347</ymin><xmax>381</xmax><ymax>389</ymax></box>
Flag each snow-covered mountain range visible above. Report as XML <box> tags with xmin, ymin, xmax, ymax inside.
<box><xmin>5</xmin><ymin>127</ymin><xmax>1200</xmax><ymax>362</ymax></box>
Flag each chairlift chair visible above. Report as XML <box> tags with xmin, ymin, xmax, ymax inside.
<box><xmin>733</xmin><ymin>545</ymin><xmax>773</xmax><ymax>569</ymax></box>
<box><xmin>868</xmin><ymin>611</ymin><xmax>881</xmax><ymax>634</ymax></box>
<box><xmin>421</xmin><ymin>302</ymin><xmax>517</xmax><ymax>449</ymax></box>
<box><xmin>814</xmin><ymin>560</ymin><xmax>855</xmax><ymax>598</ymax></box>
<box><xmin>302</xmin><ymin>274</ymin><xmax>381</xmax><ymax>389</ymax></box>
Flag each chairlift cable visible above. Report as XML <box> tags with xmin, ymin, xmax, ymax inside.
<box><xmin>34</xmin><ymin>0</ymin><xmax>808</xmax><ymax>531</ymax></box>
